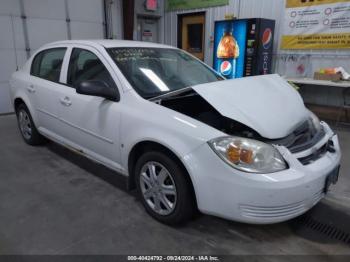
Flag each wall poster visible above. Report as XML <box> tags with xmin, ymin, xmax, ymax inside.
<box><xmin>281</xmin><ymin>0</ymin><xmax>350</xmax><ymax>49</ymax></box>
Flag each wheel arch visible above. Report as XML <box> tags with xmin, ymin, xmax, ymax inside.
<box><xmin>127</xmin><ymin>140</ymin><xmax>198</xmax><ymax>207</ymax></box>
<box><xmin>14</xmin><ymin>97</ymin><xmax>25</xmax><ymax>111</ymax></box>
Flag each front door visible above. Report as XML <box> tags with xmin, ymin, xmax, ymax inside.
<box><xmin>178</xmin><ymin>13</ymin><xmax>205</xmax><ymax>61</ymax></box>
<box><xmin>57</xmin><ymin>46</ymin><xmax>122</xmax><ymax>171</ymax></box>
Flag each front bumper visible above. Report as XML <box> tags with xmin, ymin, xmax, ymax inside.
<box><xmin>182</xmin><ymin>123</ymin><xmax>341</xmax><ymax>224</ymax></box>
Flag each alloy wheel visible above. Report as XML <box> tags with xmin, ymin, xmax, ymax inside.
<box><xmin>18</xmin><ymin>109</ymin><xmax>32</xmax><ymax>140</ymax></box>
<box><xmin>139</xmin><ymin>161</ymin><xmax>177</xmax><ymax>216</ymax></box>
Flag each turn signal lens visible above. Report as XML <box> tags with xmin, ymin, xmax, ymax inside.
<box><xmin>227</xmin><ymin>145</ymin><xmax>240</xmax><ymax>163</ymax></box>
<box><xmin>227</xmin><ymin>145</ymin><xmax>253</xmax><ymax>164</ymax></box>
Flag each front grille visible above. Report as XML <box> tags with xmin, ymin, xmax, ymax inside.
<box><xmin>272</xmin><ymin>120</ymin><xmax>325</xmax><ymax>154</ymax></box>
<box><xmin>298</xmin><ymin>142</ymin><xmax>328</xmax><ymax>165</ymax></box>
<box><xmin>269</xmin><ymin>119</ymin><xmax>336</xmax><ymax>165</ymax></box>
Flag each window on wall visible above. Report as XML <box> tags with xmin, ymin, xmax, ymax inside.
<box><xmin>31</xmin><ymin>48</ymin><xmax>66</xmax><ymax>82</ymax></box>
<box><xmin>67</xmin><ymin>48</ymin><xmax>115</xmax><ymax>88</ymax></box>
<box><xmin>187</xmin><ymin>24</ymin><xmax>203</xmax><ymax>53</ymax></box>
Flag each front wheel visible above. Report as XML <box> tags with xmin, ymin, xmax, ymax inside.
<box><xmin>135</xmin><ymin>151</ymin><xmax>196</xmax><ymax>225</ymax></box>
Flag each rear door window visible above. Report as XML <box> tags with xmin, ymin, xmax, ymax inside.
<box><xmin>31</xmin><ymin>48</ymin><xmax>66</xmax><ymax>82</ymax></box>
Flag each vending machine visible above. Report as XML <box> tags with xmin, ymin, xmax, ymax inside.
<box><xmin>213</xmin><ymin>18</ymin><xmax>275</xmax><ymax>79</ymax></box>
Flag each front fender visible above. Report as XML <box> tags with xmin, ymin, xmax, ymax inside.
<box><xmin>119</xmin><ymin>95</ymin><xmax>224</xmax><ymax>173</ymax></box>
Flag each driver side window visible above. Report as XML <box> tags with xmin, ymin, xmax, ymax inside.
<box><xmin>67</xmin><ymin>48</ymin><xmax>116</xmax><ymax>88</ymax></box>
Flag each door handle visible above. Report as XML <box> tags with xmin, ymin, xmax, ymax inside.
<box><xmin>26</xmin><ymin>84</ymin><xmax>35</xmax><ymax>93</ymax></box>
<box><xmin>60</xmin><ymin>96</ymin><xmax>72</xmax><ymax>106</ymax></box>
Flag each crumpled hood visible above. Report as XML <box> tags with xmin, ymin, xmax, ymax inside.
<box><xmin>192</xmin><ymin>74</ymin><xmax>309</xmax><ymax>139</ymax></box>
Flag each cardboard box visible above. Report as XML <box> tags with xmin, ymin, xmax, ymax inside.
<box><xmin>314</xmin><ymin>72</ymin><xmax>342</xmax><ymax>82</ymax></box>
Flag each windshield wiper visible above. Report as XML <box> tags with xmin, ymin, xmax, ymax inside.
<box><xmin>149</xmin><ymin>86</ymin><xmax>193</xmax><ymax>102</ymax></box>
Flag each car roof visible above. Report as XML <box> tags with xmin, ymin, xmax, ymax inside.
<box><xmin>45</xmin><ymin>39</ymin><xmax>176</xmax><ymax>49</ymax></box>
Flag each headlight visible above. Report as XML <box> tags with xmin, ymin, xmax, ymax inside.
<box><xmin>208</xmin><ymin>137</ymin><xmax>287</xmax><ymax>173</ymax></box>
<box><xmin>308</xmin><ymin>110</ymin><xmax>322</xmax><ymax>132</ymax></box>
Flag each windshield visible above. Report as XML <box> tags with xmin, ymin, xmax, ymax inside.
<box><xmin>107</xmin><ymin>47</ymin><xmax>223</xmax><ymax>98</ymax></box>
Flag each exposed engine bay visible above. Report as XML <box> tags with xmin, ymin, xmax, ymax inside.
<box><xmin>156</xmin><ymin>90</ymin><xmax>261</xmax><ymax>139</ymax></box>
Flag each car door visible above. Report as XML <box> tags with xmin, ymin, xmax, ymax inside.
<box><xmin>56</xmin><ymin>46</ymin><xmax>122</xmax><ymax>171</ymax></box>
<box><xmin>29</xmin><ymin>47</ymin><xmax>67</xmax><ymax>136</ymax></box>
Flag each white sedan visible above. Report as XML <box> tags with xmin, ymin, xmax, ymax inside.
<box><xmin>10</xmin><ymin>40</ymin><xmax>341</xmax><ymax>225</ymax></box>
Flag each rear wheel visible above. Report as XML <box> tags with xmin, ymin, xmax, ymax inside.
<box><xmin>16</xmin><ymin>103</ymin><xmax>46</xmax><ymax>145</ymax></box>
<box><xmin>135</xmin><ymin>151</ymin><xmax>196</xmax><ymax>225</ymax></box>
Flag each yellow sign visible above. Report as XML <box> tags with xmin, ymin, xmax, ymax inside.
<box><xmin>224</xmin><ymin>14</ymin><xmax>236</xmax><ymax>20</ymax></box>
<box><xmin>281</xmin><ymin>33</ymin><xmax>350</xmax><ymax>49</ymax></box>
<box><xmin>286</xmin><ymin>0</ymin><xmax>349</xmax><ymax>8</ymax></box>
<box><xmin>281</xmin><ymin>0</ymin><xmax>350</xmax><ymax>49</ymax></box>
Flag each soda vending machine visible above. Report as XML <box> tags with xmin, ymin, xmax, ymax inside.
<box><xmin>213</xmin><ymin>18</ymin><xmax>275</xmax><ymax>79</ymax></box>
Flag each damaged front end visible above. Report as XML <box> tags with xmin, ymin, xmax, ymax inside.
<box><xmin>152</xmin><ymin>75</ymin><xmax>335</xmax><ymax>167</ymax></box>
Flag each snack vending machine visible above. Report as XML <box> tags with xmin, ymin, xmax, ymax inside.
<box><xmin>213</xmin><ymin>18</ymin><xmax>275</xmax><ymax>79</ymax></box>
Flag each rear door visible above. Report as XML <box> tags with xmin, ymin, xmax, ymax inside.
<box><xmin>56</xmin><ymin>45</ymin><xmax>122</xmax><ymax>171</ymax></box>
<box><xmin>30</xmin><ymin>47</ymin><xmax>67</xmax><ymax>136</ymax></box>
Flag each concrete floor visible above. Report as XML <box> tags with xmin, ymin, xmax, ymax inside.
<box><xmin>0</xmin><ymin>114</ymin><xmax>350</xmax><ymax>255</ymax></box>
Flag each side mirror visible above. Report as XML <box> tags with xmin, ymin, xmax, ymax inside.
<box><xmin>76</xmin><ymin>80</ymin><xmax>120</xmax><ymax>102</ymax></box>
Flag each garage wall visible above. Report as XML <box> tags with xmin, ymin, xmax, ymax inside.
<box><xmin>229</xmin><ymin>0</ymin><xmax>350</xmax><ymax>78</ymax></box>
<box><xmin>237</xmin><ymin>0</ymin><xmax>284</xmax><ymax>55</ymax></box>
<box><xmin>0</xmin><ymin>0</ymin><xmax>111</xmax><ymax>114</ymax></box>
<box><xmin>164</xmin><ymin>0</ymin><xmax>282</xmax><ymax>66</ymax></box>
<box><xmin>164</xmin><ymin>0</ymin><xmax>350</xmax><ymax>77</ymax></box>
<box><xmin>0</xmin><ymin>0</ymin><xmax>24</xmax><ymax>114</ymax></box>
<box><xmin>106</xmin><ymin>0</ymin><xmax>124</xmax><ymax>39</ymax></box>
<box><xmin>164</xmin><ymin>0</ymin><xmax>240</xmax><ymax>66</ymax></box>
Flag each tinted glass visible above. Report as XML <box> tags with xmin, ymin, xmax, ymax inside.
<box><xmin>107</xmin><ymin>48</ymin><xmax>222</xmax><ymax>98</ymax></box>
<box><xmin>31</xmin><ymin>48</ymin><xmax>66</xmax><ymax>82</ymax></box>
<box><xmin>68</xmin><ymin>48</ymin><xmax>115</xmax><ymax>88</ymax></box>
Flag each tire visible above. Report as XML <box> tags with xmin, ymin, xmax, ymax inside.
<box><xmin>135</xmin><ymin>151</ymin><xmax>196</xmax><ymax>225</ymax></box>
<box><xmin>16</xmin><ymin>103</ymin><xmax>46</xmax><ymax>145</ymax></box>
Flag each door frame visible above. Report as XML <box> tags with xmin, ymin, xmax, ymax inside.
<box><xmin>177</xmin><ymin>12</ymin><xmax>206</xmax><ymax>51</ymax></box>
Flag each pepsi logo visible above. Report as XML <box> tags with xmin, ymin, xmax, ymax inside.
<box><xmin>262</xmin><ymin>28</ymin><xmax>272</xmax><ymax>50</ymax></box>
<box><xmin>220</xmin><ymin>61</ymin><xmax>232</xmax><ymax>76</ymax></box>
